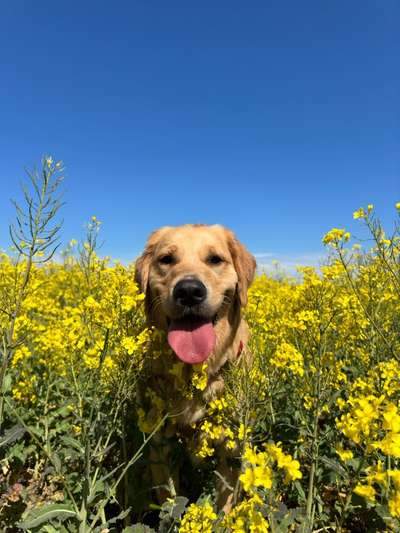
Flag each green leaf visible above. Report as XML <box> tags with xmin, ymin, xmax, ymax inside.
<box><xmin>28</xmin><ymin>424</ymin><xmax>45</xmax><ymax>438</ymax></box>
<box><xmin>294</xmin><ymin>480</ymin><xmax>306</xmax><ymax>502</ymax></box>
<box><xmin>54</xmin><ymin>405</ymin><xmax>73</xmax><ymax>417</ymax></box>
<box><xmin>60</xmin><ymin>435</ymin><xmax>84</xmax><ymax>454</ymax></box>
<box><xmin>17</xmin><ymin>503</ymin><xmax>76</xmax><ymax>529</ymax></box>
<box><xmin>320</xmin><ymin>456</ymin><xmax>348</xmax><ymax>478</ymax></box>
<box><xmin>347</xmin><ymin>457</ymin><xmax>361</xmax><ymax>471</ymax></box>
<box><xmin>41</xmin><ymin>525</ymin><xmax>61</xmax><ymax>533</ymax></box>
<box><xmin>106</xmin><ymin>507</ymin><xmax>131</xmax><ymax>526</ymax></box>
<box><xmin>122</xmin><ymin>526</ymin><xmax>156</xmax><ymax>533</ymax></box>
<box><xmin>171</xmin><ymin>496</ymin><xmax>189</xmax><ymax>519</ymax></box>
<box><xmin>87</xmin><ymin>480</ymin><xmax>105</xmax><ymax>504</ymax></box>
<box><xmin>3</xmin><ymin>373</ymin><xmax>12</xmax><ymax>392</ymax></box>
<box><xmin>0</xmin><ymin>424</ymin><xmax>25</xmax><ymax>447</ymax></box>
<box><xmin>375</xmin><ymin>504</ymin><xmax>391</xmax><ymax>520</ymax></box>
<box><xmin>51</xmin><ymin>452</ymin><xmax>61</xmax><ymax>472</ymax></box>
<box><xmin>7</xmin><ymin>441</ymin><xmax>35</xmax><ymax>463</ymax></box>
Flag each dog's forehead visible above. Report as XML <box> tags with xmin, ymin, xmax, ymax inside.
<box><xmin>156</xmin><ymin>225</ymin><xmax>229</xmax><ymax>253</ymax></box>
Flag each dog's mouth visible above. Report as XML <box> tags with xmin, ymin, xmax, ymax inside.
<box><xmin>166</xmin><ymin>314</ymin><xmax>218</xmax><ymax>365</ymax></box>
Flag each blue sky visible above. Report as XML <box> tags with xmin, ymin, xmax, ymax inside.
<box><xmin>0</xmin><ymin>1</ymin><xmax>399</xmax><ymax>268</ymax></box>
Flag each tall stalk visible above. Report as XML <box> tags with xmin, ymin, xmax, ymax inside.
<box><xmin>0</xmin><ymin>156</ymin><xmax>64</xmax><ymax>429</ymax></box>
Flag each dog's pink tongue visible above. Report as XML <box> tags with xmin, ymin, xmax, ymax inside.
<box><xmin>168</xmin><ymin>317</ymin><xmax>216</xmax><ymax>364</ymax></box>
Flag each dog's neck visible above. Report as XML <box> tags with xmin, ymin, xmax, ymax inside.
<box><xmin>204</xmin><ymin>312</ymin><xmax>248</xmax><ymax>377</ymax></box>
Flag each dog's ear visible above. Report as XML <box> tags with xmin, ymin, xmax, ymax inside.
<box><xmin>226</xmin><ymin>229</ymin><xmax>256</xmax><ymax>307</ymax></box>
<box><xmin>135</xmin><ymin>227</ymin><xmax>171</xmax><ymax>294</ymax></box>
<box><xmin>134</xmin><ymin>247</ymin><xmax>152</xmax><ymax>295</ymax></box>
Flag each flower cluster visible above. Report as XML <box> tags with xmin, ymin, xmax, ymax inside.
<box><xmin>1</xmin><ymin>249</ymin><xmax>150</xmax><ymax>403</ymax></box>
<box><xmin>240</xmin><ymin>443</ymin><xmax>302</xmax><ymax>493</ymax></box>
<box><xmin>222</xmin><ymin>495</ymin><xmax>269</xmax><ymax>532</ymax></box>
<box><xmin>178</xmin><ymin>501</ymin><xmax>217</xmax><ymax>533</ymax></box>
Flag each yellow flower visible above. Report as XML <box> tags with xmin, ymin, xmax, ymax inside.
<box><xmin>335</xmin><ymin>445</ymin><xmax>354</xmax><ymax>462</ymax></box>
<box><xmin>191</xmin><ymin>363</ymin><xmax>208</xmax><ymax>390</ymax></box>
<box><xmin>382</xmin><ymin>403</ymin><xmax>400</xmax><ymax>433</ymax></box>
<box><xmin>223</xmin><ymin>496</ymin><xmax>269</xmax><ymax>532</ymax></box>
<box><xmin>271</xmin><ymin>342</ymin><xmax>304</xmax><ymax>376</ymax></box>
<box><xmin>353</xmin><ymin>208</ymin><xmax>366</xmax><ymax>220</ymax></box>
<box><xmin>322</xmin><ymin>228</ymin><xmax>350</xmax><ymax>245</ymax></box>
<box><xmin>196</xmin><ymin>438</ymin><xmax>215</xmax><ymax>458</ymax></box>
<box><xmin>179</xmin><ymin>502</ymin><xmax>216</xmax><ymax>533</ymax></box>
<box><xmin>238</xmin><ymin>423</ymin><xmax>251</xmax><ymax>440</ymax></box>
<box><xmin>240</xmin><ymin>467</ymin><xmax>258</xmax><ymax>493</ymax></box>
<box><xmin>243</xmin><ymin>445</ymin><xmax>261</xmax><ymax>466</ymax></box>
<box><xmin>354</xmin><ymin>483</ymin><xmax>376</xmax><ymax>502</ymax></box>
<box><xmin>388</xmin><ymin>490</ymin><xmax>400</xmax><ymax>518</ymax></box>
<box><xmin>264</xmin><ymin>442</ymin><xmax>302</xmax><ymax>482</ymax></box>
<box><xmin>376</xmin><ymin>432</ymin><xmax>400</xmax><ymax>457</ymax></box>
<box><xmin>389</xmin><ymin>470</ymin><xmax>400</xmax><ymax>489</ymax></box>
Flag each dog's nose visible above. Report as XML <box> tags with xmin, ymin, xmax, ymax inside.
<box><xmin>173</xmin><ymin>278</ymin><xmax>207</xmax><ymax>307</ymax></box>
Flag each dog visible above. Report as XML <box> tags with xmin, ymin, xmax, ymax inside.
<box><xmin>134</xmin><ymin>224</ymin><xmax>256</xmax><ymax>509</ymax></box>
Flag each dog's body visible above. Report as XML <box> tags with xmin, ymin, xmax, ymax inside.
<box><xmin>135</xmin><ymin>224</ymin><xmax>256</xmax><ymax>507</ymax></box>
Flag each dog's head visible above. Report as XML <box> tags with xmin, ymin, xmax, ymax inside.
<box><xmin>135</xmin><ymin>224</ymin><xmax>256</xmax><ymax>364</ymax></box>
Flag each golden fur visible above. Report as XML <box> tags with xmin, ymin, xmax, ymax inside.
<box><xmin>135</xmin><ymin>224</ymin><xmax>256</xmax><ymax>506</ymax></box>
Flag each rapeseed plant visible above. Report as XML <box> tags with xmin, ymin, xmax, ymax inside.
<box><xmin>1</xmin><ymin>157</ymin><xmax>400</xmax><ymax>531</ymax></box>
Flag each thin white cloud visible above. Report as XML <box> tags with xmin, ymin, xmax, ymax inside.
<box><xmin>254</xmin><ymin>251</ymin><xmax>326</xmax><ymax>275</ymax></box>
<box><xmin>254</xmin><ymin>252</ymin><xmax>275</xmax><ymax>259</ymax></box>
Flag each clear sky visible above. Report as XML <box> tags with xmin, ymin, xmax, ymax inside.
<box><xmin>0</xmin><ymin>1</ymin><xmax>399</xmax><ymax>269</ymax></box>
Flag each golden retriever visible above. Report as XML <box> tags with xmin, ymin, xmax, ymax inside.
<box><xmin>135</xmin><ymin>224</ymin><xmax>256</xmax><ymax>508</ymax></box>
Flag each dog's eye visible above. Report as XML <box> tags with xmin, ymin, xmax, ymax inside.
<box><xmin>207</xmin><ymin>254</ymin><xmax>224</xmax><ymax>265</ymax></box>
<box><xmin>159</xmin><ymin>254</ymin><xmax>174</xmax><ymax>265</ymax></box>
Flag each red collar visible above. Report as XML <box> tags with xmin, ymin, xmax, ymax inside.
<box><xmin>237</xmin><ymin>340</ymin><xmax>244</xmax><ymax>358</ymax></box>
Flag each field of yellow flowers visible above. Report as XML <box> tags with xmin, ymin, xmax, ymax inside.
<box><xmin>0</xmin><ymin>158</ymin><xmax>399</xmax><ymax>532</ymax></box>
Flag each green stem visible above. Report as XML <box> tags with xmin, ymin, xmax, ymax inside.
<box><xmin>336</xmin><ymin>456</ymin><xmax>366</xmax><ymax>533</ymax></box>
<box><xmin>89</xmin><ymin>413</ymin><xmax>169</xmax><ymax>530</ymax></box>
